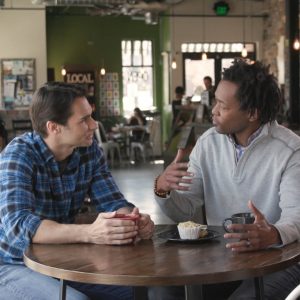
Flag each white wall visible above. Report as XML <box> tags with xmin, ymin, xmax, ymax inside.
<box><xmin>0</xmin><ymin>0</ymin><xmax>47</xmax><ymax>105</ymax></box>
<box><xmin>169</xmin><ymin>0</ymin><xmax>265</xmax><ymax>94</ymax></box>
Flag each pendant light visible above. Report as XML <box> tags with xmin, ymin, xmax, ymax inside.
<box><xmin>241</xmin><ymin>0</ymin><xmax>248</xmax><ymax>58</ymax></box>
<box><xmin>100</xmin><ymin>60</ymin><xmax>106</xmax><ymax>76</ymax></box>
<box><xmin>171</xmin><ymin>6</ymin><xmax>177</xmax><ymax>69</ymax></box>
<box><xmin>293</xmin><ymin>36</ymin><xmax>300</xmax><ymax>50</ymax></box>
<box><xmin>61</xmin><ymin>66</ymin><xmax>67</xmax><ymax>76</ymax></box>
<box><xmin>202</xmin><ymin>0</ymin><xmax>207</xmax><ymax>60</ymax></box>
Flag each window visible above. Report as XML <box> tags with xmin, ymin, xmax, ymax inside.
<box><xmin>121</xmin><ymin>40</ymin><xmax>153</xmax><ymax>118</ymax></box>
<box><xmin>182</xmin><ymin>42</ymin><xmax>256</xmax><ymax>96</ymax></box>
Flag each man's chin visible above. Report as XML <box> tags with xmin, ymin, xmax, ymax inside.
<box><xmin>214</xmin><ymin>125</ymin><xmax>226</xmax><ymax>134</ymax></box>
<box><xmin>79</xmin><ymin>139</ymin><xmax>93</xmax><ymax>147</ymax></box>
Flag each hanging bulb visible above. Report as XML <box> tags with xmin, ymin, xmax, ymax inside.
<box><xmin>293</xmin><ymin>38</ymin><xmax>300</xmax><ymax>50</ymax></box>
<box><xmin>61</xmin><ymin>67</ymin><xmax>66</xmax><ymax>76</ymax></box>
<box><xmin>201</xmin><ymin>52</ymin><xmax>207</xmax><ymax>60</ymax></box>
<box><xmin>100</xmin><ymin>67</ymin><xmax>106</xmax><ymax>76</ymax></box>
<box><xmin>241</xmin><ymin>46</ymin><xmax>248</xmax><ymax>58</ymax></box>
<box><xmin>171</xmin><ymin>58</ymin><xmax>177</xmax><ymax>69</ymax></box>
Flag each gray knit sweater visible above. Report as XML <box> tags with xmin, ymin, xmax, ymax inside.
<box><xmin>156</xmin><ymin>122</ymin><xmax>300</xmax><ymax>245</ymax></box>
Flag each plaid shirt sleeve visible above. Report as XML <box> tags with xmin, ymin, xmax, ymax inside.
<box><xmin>0</xmin><ymin>139</ymin><xmax>42</xmax><ymax>264</ymax></box>
<box><xmin>88</xmin><ymin>143</ymin><xmax>135</xmax><ymax>212</ymax></box>
<box><xmin>0</xmin><ymin>134</ymin><xmax>134</xmax><ymax>264</ymax></box>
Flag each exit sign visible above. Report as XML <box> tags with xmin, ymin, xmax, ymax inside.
<box><xmin>214</xmin><ymin>1</ymin><xmax>230</xmax><ymax>16</ymax></box>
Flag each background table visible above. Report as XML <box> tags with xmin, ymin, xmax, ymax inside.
<box><xmin>24</xmin><ymin>225</ymin><xmax>300</xmax><ymax>300</ymax></box>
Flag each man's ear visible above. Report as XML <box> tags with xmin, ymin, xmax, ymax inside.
<box><xmin>248</xmin><ymin>109</ymin><xmax>258</xmax><ymax>122</ymax></box>
<box><xmin>46</xmin><ymin>121</ymin><xmax>61</xmax><ymax>135</ymax></box>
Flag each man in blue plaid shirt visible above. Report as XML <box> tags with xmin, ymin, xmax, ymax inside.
<box><xmin>0</xmin><ymin>82</ymin><xmax>154</xmax><ymax>300</ymax></box>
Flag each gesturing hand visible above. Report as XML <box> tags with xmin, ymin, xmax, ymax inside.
<box><xmin>224</xmin><ymin>201</ymin><xmax>282</xmax><ymax>252</ymax></box>
<box><xmin>156</xmin><ymin>148</ymin><xmax>194</xmax><ymax>194</ymax></box>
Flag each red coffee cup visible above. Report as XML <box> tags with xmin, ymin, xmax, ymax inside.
<box><xmin>113</xmin><ymin>213</ymin><xmax>140</xmax><ymax>243</ymax></box>
<box><xmin>114</xmin><ymin>213</ymin><xmax>140</xmax><ymax>220</ymax></box>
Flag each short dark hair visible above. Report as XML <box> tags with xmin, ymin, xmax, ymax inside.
<box><xmin>30</xmin><ymin>82</ymin><xmax>86</xmax><ymax>137</ymax></box>
<box><xmin>203</xmin><ymin>76</ymin><xmax>212</xmax><ymax>83</ymax></box>
<box><xmin>175</xmin><ymin>86</ymin><xmax>184</xmax><ymax>95</ymax></box>
<box><xmin>222</xmin><ymin>58</ymin><xmax>282</xmax><ymax>124</ymax></box>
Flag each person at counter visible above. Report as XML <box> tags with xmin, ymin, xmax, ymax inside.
<box><xmin>0</xmin><ymin>82</ymin><xmax>154</xmax><ymax>300</ymax></box>
<box><xmin>150</xmin><ymin>59</ymin><xmax>300</xmax><ymax>300</ymax></box>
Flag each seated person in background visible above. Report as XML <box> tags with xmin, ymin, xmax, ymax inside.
<box><xmin>171</xmin><ymin>86</ymin><xmax>185</xmax><ymax>128</ymax></box>
<box><xmin>129</xmin><ymin>107</ymin><xmax>148</xmax><ymax>142</ymax></box>
<box><xmin>0</xmin><ymin>82</ymin><xmax>154</xmax><ymax>300</ymax></box>
<box><xmin>150</xmin><ymin>59</ymin><xmax>300</xmax><ymax>300</ymax></box>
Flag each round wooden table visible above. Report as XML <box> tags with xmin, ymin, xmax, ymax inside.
<box><xmin>24</xmin><ymin>225</ymin><xmax>300</xmax><ymax>300</ymax></box>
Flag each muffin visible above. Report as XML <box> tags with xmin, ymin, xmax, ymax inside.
<box><xmin>177</xmin><ymin>221</ymin><xmax>208</xmax><ymax>239</ymax></box>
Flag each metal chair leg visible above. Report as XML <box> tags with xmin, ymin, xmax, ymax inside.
<box><xmin>254</xmin><ymin>277</ymin><xmax>264</xmax><ymax>300</ymax></box>
<box><xmin>60</xmin><ymin>279</ymin><xmax>66</xmax><ymax>300</ymax></box>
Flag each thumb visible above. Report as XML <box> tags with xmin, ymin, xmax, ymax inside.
<box><xmin>99</xmin><ymin>211</ymin><xmax>116</xmax><ymax>219</ymax></box>
<box><xmin>131</xmin><ymin>207</ymin><xmax>140</xmax><ymax>215</ymax></box>
<box><xmin>248</xmin><ymin>200</ymin><xmax>264</xmax><ymax>222</ymax></box>
<box><xmin>173</xmin><ymin>148</ymin><xmax>186</xmax><ymax>163</ymax></box>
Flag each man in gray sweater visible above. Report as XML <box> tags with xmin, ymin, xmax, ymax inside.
<box><xmin>151</xmin><ymin>59</ymin><xmax>300</xmax><ymax>299</ymax></box>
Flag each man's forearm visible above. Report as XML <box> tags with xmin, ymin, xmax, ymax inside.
<box><xmin>32</xmin><ymin>219</ymin><xmax>90</xmax><ymax>244</ymax></box>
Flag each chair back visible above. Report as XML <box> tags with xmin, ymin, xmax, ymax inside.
<box><xmin>98</xmin><ymin>122</ymin><xmax>108</xmax><ymax>143</ymax></box>
<box><xmin>147</xmin><ymin>118</ymin><xmax>159</xmax><ymax>145</ymax></box>
<box><xmin>12</xmin><ymin>119</ymin><xmax>32</xmax><ymax>137</ymax></box>
<box><xmin>95</xmin><ymin>121</ymin><xmax>108</xmax><ymax>145</ymax></box>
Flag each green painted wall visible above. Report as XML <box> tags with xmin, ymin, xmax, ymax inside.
<box><xmin>46</xmin><ymin>12</ymin><xmax>163</xmax><ymax>113</ymax></box>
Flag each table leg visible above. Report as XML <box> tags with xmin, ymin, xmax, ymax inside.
<box><xmin>184</xmin><ymin>285</ymin><xmax>203</xmax><ymax>300</ymax></box>
<box><xmin>254</xmin><ymin>277</ymin><xmax>264</xmax><ymax>300</ymax></box>
<box><xmin>60</xmin><ymin>279</ymin><xmax>66</xmax><ymax>300</ymax></box>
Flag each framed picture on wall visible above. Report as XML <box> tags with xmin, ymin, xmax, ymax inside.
<box><xmin>1</xmin><ymin>59</ymin><xmax>36</xmax><ymax>109</ymax></box>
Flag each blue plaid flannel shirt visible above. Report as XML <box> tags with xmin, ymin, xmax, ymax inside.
<box><xmin>0</xmin><ymin>132</ymin><xmax>134</xmax><ymax>264</ymax></box>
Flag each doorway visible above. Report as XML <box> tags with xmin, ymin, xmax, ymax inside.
<box><xmin>182</xmin><ymin>43</ymin><xmax>256</xmax><ymax>97</ymax></box>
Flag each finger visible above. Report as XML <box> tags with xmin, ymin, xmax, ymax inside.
<box><xmin>99</xmin><ymin>211</ymin><xmax>116</xmax><ymax>219</ymax></box>
<box><xmin>248</xmin><ymin>200</ymin><xmax>264</xmax><ymax>222</ymax></box>
<box><xmin>225</xmin><ymin>240</ymin><xmax>255</xmax><ymax>252</ymax></box>
<box><xmin>174</xmin><ymin>148</ymin><xmax>186</xmax><ymax>163</ymax></box>
<box><xmin>108</xmin><ymin>219</ymin><xmax>138</xmax><ymax>228</ymax></box>
<box><xmin>107</xmin><ymin>232</ymin><xmax>138</xmax><ymax>245</ymax></box>
<box><xmin>169</xmin><ymin>162</ymin><xmax>189</xmax><ymax>171</ymax></box>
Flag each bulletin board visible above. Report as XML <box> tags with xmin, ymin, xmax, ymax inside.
<box><xmin>1</xmin><ymin>59</ymin><xmax>35</xmax><ymax>109</ymax></box>
<box><xmin>99</xmin><ymin>72</ymin><xmax>120</xmax><ymax>117</ymax></box>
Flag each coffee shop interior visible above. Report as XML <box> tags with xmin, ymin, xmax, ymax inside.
<box><xmin>0</xmin><ymin>0</ymin><xmax>299</xmax><ymax>225</ymax></box>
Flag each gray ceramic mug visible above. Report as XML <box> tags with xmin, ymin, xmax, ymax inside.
<box><xmin>223</xmin><ymin>212</ymin><xmax>255</xmax><ymax>233</ymax></box>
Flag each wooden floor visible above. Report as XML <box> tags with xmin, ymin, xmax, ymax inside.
<box><xmin>111</xmin><ymin>161</ymin><xmax>174</xmax><ymax>225</ymax></box>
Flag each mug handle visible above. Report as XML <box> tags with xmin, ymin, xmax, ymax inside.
<box><xmin>223</xmin><ymin>218</ymin><xmax>233</xmax><ymax>233</ymax></box>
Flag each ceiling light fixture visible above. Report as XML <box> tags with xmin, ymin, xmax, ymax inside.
<box><xmin>61</xmin><ymin>66</ymin><xmax>67</xmax><ymax>76</ymax></box>
<box><xmin>241</xmin><ymin>0</ymin><xmax>247</xmax><ymax>58</ymax></box>
<box><xmin>171</xmin><ymin>6</ymin><xmax>177</xmax><ymax>69</ymax></box>
<box><xmin>202</xmin><ymin>0</ymin><xmax>207</xmax><ymax>60</ymax></box>
<box><xmin>293</xmin><ymin>36</ymin><xmax>300</xmax><ymax>50</ymax></box>
<box><xmin>100</xmin><ymin>67</ymin><xmax>106</xmax><ymax>76</ymax></box>
<box><xmin>100</xmin><ymin>60</ymin><xmax>106</xmax><ymax>76</ymax></box>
